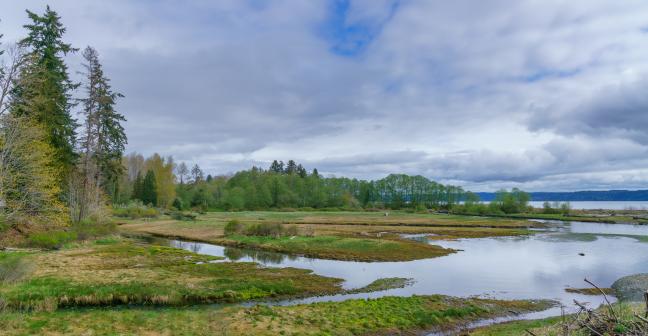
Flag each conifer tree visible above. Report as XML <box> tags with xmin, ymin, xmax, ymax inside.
<box><xmin>11</xmin><ymin>6</ymin><xmax>78</xmax><ymax>183</ymax></box>
<box><xmin>141</xmin><ymin>170</ymin><xmax>158</xmax><ymax>206</ymax></box>
<box><xmin>79</xmin><ymin>46</ymin><xmax>126</xmax><ymax>202</ymax></box>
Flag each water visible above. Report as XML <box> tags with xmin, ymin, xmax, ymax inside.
<box><xmin>167</xmin><ymin>221</ymin><xmax>648</xmax><ymax>325</ymax></box>
<box><xmin>527</xmin><ymin>201</ymin><xmax>648</xmax><ymax>210</ymax></box>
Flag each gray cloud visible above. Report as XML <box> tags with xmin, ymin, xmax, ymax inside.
<box><xmin>529</xmin><ymin>77</ymin><xmax>648</xmax><ymax>144</ymax></box>
<box><xmin>2</xmin><ymin>0</ymin><xmax>648</xmax><ymax>191</ymax></box>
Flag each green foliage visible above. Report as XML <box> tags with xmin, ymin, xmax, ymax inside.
<box><xmin>112</xmin><ymin>201</ymin><xmax>159</xmax><ymax>219</ymax></box>
<box><xmin>28</xmin><ymin>231</ymin><xmax>77</xmax><ymax>249</ymax></box>
<box><xmin>169</xmin><ymin>211</ymin><xmax>197</xmax><ymax>221</ymax></box>
<box><xmin>171</xmin><ymin>198</ymin><xmax>183</xmax><ymax>210</ymax></box>
<box><xmin>542</xmin><ymin>201</ymin><xmax>571</xmax><ymax>215</ymax></box>
<box><xmin>175</xmin><ymin>162</ymin><xmax>466</xmax><ymax>212</ymax></box>
<box><xmin>12</xmin><ymin>6</ymin><xmax>79</xmax><ymax>178</ymax></box>
<box><xmin>139</xmin><ymin>170</ymin><xmax>158</xmax><ymax>206</ymax></box>
<box><xmin>0</xmin><ymin>114</ymin><xmax>67</xmax><ymax>228</ymax></box>
<box><xmin>71</xmin><ymin>216</ymin><xmax>117</xmax><ymax>241</ymax></box>
<box><xmin>223</xmin><ymin>221</ymin><xmax>298</xmax><ymax>238</ymax></box>
<box><xmin>223</xmin><ymin>219</ymin><xmax>243</xmax><ymax>235</ymax></box>
<box><xmin>452</xmin><ymin>188</ymin><xmax>531</xmax><ymax>215</ymax></box>
<box><xmin>79</xmin><ymin>46</ymin><xmax>126</xmax><ymax>202</ymax></box>
<box><xmin>493</xmin><ymin>188</ymin><xmax>530</xmax><ymax>214</ymax></box>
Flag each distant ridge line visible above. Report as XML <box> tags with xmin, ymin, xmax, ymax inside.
<box><xmin>475</xmin><ymin>190</ymin><xmax>648</xmax><ymax>202</ymax></box>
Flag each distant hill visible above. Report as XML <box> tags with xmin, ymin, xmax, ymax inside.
<box><xmin>476</xmin><ymin>190</ymin><xmax>648</xmax><ymax>202</ymax></box>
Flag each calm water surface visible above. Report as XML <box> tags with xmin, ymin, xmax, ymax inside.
<box><xmin>168</xmin><ymin>221</ymin><xmax>648</xmax><ymax>322</ymax></box>
<box><xmin>527</xmin><ymin>201</ymin><xmax>648</xmax><ymax>210</ymax></box>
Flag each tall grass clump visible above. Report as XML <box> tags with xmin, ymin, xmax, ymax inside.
<box><xmin>113</xmin><ymin>201</ymin><xmax>159</xmax><ymax>219</ymax></box>
<box><xmin>0</xmin><ymin>253</ymin><xmax>33</xmax><ymax>284</ymax></box>
<box><xmin>28</xmin><ymin>231</ymin><xmax>77</xmax><ymax>249</ymax></box>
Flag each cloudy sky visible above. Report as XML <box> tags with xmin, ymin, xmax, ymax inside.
<box><xmin>1</xmin><ymin>0</ymin><xmax>648</xmax><ymax>191</ymax></box>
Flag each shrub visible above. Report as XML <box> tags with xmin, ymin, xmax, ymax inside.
<box><xmin>170</xmin><ymin>211</ymin><xmax>197</xmax><ymax>221</ymax></box>
<box><xmin>72</xmin><ymin>216</ymin><xmax>117</xmax><ymax>241</ymax></box>
<box><xmin>113</xmin><ymin>201</ymin><xmax>159</xmax><ymax>219</ymax></box>
<box><xmin>28</xmin><ymin>231</ymin><xmax>77</xmax><ymax>249</ymax></box>
<box><xmin>0</xmin><ymin>254</ymin><xmax>33</xmax><ymax>283</ymax></box>
<box><xmin>224</xmin><ymin>220</ymin><xmax>243</xmax><ymax>236</ymax></box>
<box><xmin>172</xmin><ymin>198</ymin><xmax>184</xmax><ymax>210</ymax></box>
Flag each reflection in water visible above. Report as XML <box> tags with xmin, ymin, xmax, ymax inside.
<box><xmin>170</xmin><ymin>240</ymin><xmax>203</xmax><ymax>253</ymax></box>
<box><xmin>223</xmin><ymin>247</ymin><xmax>299</xmax><ymax>264</ymax></box>
<box><xmin>165</xmin><ymin>220</ymin><xmax>648</xmax><ymax>319</ymax></box>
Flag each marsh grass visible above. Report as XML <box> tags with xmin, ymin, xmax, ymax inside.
<box><xmin>218</xmin><ymin>234</ymin><xmax>454</xmax><ymax>261</ymax></box>
<box><xmin>0</xmin><ymin>240</ymin><xmax>343</xmax><ymax>312</ymax></box>
<box><xmin>225</xmin><ymin>295</ymin><xmax>555</xmax><ymax>335</ymax></box>
<box><xmin>0</xmin><ymin>296</ymin><xmax>554</xmax><ymax>336</ymax></box>
<box><xmin>0</xmin><ymin>253</ymin><xmax>33</xmax><ymax>284</ymax></box>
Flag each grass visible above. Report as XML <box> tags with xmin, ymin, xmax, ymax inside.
<box><xmin>0</xmin><ymin>252</ymin><xmax>33</xmax><ymax>284</ymax></box>
<box><xmin>345</xmin><ymin>277</ymin><xmax>413</xmax><ymax>294</ymax></box>
<box><xmin>471</xmin><ymin>302</ymin><xmax>645</xmax><ymax>336</ymax></box>
<box><xmin>119</xmin><ymin>211</ymin><xmax>536</xmax><ymax>261</ymax></box>
<box><xmin>0</xmin><ymin>238</ymin><xmax>344</xmax><ymax>311</ymax></box>
<box><xmin>0</xmin><ymin>296</ymin><xmax>554</xmax><ymax>335</ymax></box>
<box><xmin>470</xmin><ymin>316</ymin><xmax>563</xmax><ymax>335</ymax></box>
<box><xmin>215</xmin><ymin>234</ymin><xmax>454</xmax><ymax>261</ymax></box>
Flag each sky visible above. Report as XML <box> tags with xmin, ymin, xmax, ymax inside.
<box><xmin>1</xmin><ymin>0</ymin><xmax>648</xmax><ymax>192</ymax></box>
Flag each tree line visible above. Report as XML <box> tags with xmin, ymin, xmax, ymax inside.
<box><xmin>0</xmin><ymin>6</ymin><xmax>126</xmax><ymax>234</ymax></box>
<box><xmin>113</xmin><ymin>157</ymin><xmax>470</xmax><ymax>211</ymax></box>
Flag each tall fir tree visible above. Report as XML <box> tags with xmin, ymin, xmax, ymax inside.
<box><xmin>11</xmin><ymin>6</ymin><xmax>78</xmax><ymax>185</ymax></box>
<box><xmin>132</xmin><ymin>172</ymin><xmax>144</xmax><ymax>201</ymax></box>
<box><xmin>79</xmin><ymin>46</ymin><xmax>126</xmax><ymax>202</ymax></box>
<box><xmin>141</xmin><ymin>170</ymin><xmax>158</xmax><ymax>206</ymax></box>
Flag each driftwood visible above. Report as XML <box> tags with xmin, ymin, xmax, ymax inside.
<box><xmin>524</xmin><ymin>278</ymin><xmax>648</xmax><ymax>335</ymax></box>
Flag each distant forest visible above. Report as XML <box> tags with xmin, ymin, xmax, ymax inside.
<box><xmin>477</xmin><ymin>190</ymin><xmax>648</xmax><ymax>202</ymax></box>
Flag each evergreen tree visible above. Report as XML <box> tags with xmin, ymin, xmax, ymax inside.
<box><xmin>190</xmin><ymin>164</ymin><xmax>203</xmax><ymax>183</ymax></box>
<box><xmin>132</xmin><ymin>172</ymin><xmax>143</xmax><ymax>201</ymax></box>
<box><xmin>269</xmin><ymin>160</ymin><xmax>283</xmax><ymax>173</ymax></box>
<box><xmin>141</xmin><ymin>170</ymin><xmax>158</xmax><ymax>206</ymax></box>
<box><xmin>80</xmin><ymin>46</ymin><xmax>126</xmax><ymax>200</ymax></box>
<box><xmin>285</xmin><ymin>160</ymin><xmax>297</xmax><ymax>174</ymax></box>
<box><xmin>11</xmin><ymin>6</ymin><xmax>78</xmax><ymax>182</ymax></box>
<box><xmin>297</xmin><ymin>164</ymin><xmax>307</xmax><ymax>178</ymax></box>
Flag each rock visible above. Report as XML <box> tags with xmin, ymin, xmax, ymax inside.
<box><xmin>612</xmin><ymin>273</ymin><xmax>648</xmax><ymax>302</ymax></box>
<box><xmin>578</xmin><ymin>253</ymin><xmax>585</xmax><ymax>256</ymax></box>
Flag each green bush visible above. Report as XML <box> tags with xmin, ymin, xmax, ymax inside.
<box><xmin>0</xmin><ymin>253</ymin><xmax>32</xmax><ymax>283</ymax></box>
<box><xmin>170</xmin><ymin>211</ymin><xmax>197</xmax><ymax>221</ymax></box>
<box><xmin>224</xmin><ymin>220</ymin><xmax>243</xmax><ymax>236</ymax></box>
<box><xmin>113</xmin><ymin>201</ymin><xmax>159</xmax><ymax>219</ymax></box>
<box><xmin>28</xmin><ymin>231</ymin><xmax>77</xmax><ymax>249</ymax></box>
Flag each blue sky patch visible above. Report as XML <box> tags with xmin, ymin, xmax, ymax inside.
<box><xmin>319</xmin><ymin>0</ymin><xmax>400</xmax><ymax>57</ymax></box>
